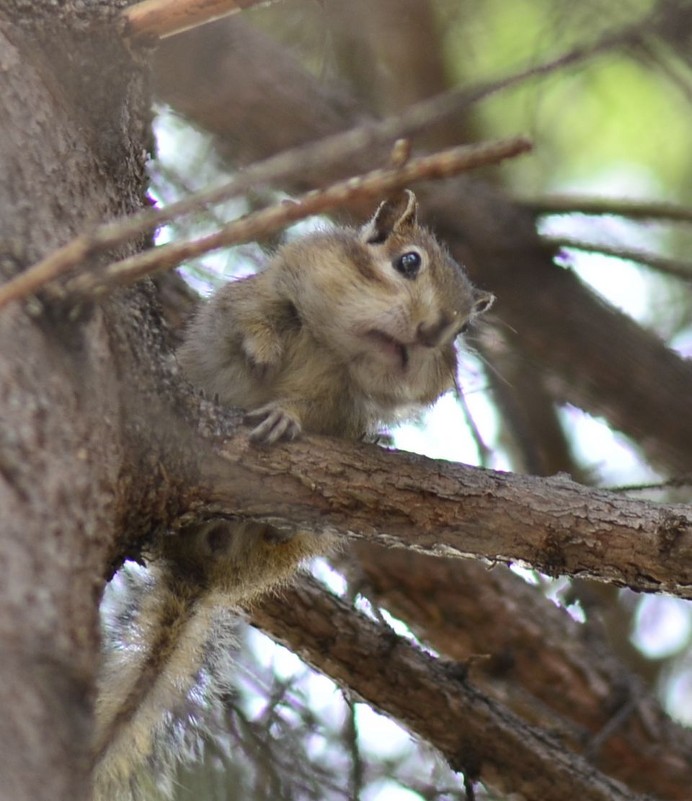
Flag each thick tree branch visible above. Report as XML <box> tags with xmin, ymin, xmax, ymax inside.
<box><xmin>181</xmin><ymin>422</ymin><xmax>692</xmax><ymax>598</ymax></box>
<box><xmin>153</xmin><ymin>271</ymin><xmax>692</xmax><ymax>800</ymax></box>
<box><xmin>250</xmin><ymin>576</ymin><xmax>649</xmax><ymax>801</ymax></box>
<box><xmin>352</xmin><ymin>545</ymin><xmax>692</xmax><ymax>799</ymax></box>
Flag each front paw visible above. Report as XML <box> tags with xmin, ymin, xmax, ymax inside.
<box><xmin>246</xmin><ymin>402</ymin><xmax>302</xmax><ymax>444</ymax></box>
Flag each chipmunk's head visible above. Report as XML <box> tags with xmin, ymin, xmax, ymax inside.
<box><xmin>277</xmin><ymin>189</ymin><xmax>494</xmax><ymax>407</ymax></box>
<box><xmin>357</xmin><ymin>189</ymin><xmax>494</xmax><ymax>362</ymax></box>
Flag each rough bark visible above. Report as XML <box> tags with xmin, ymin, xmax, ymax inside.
<box><xmin>251</xmin><ymin>576</ymin><xmax>651</xmax><ymax>801</ymax></box>
<box><xmin>0</xmin><ymin>5</ymin><xmax>154</xmax><ymax>798</ymax></box>
<box><xmin>351</xmin><ymin>545</ymin><xmax>692</xmax><ymax>799</ymax></box>
<box><xmin>192</xmin><ymin>431</ymin><xmax>692</xmax><ymax>598</ymax></box>
<box><xmin>160</xmin><ymin>271</ymin><xmax>692</xmax><ymax>799</ymax></box>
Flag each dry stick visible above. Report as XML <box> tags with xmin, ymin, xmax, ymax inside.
<box><xmin>524</xmin><ymin>195</ymin><xmax>692</xmax><ymax>223</ymax></box>
<box><xmin>608</xmin><ymin>476</ymin><xmax>692</xmax><ymax>493</ymax></box>
<box><xmin>0</xmin><ymin>22</ymin><xmax>629</xmax><ymax>314</ymax></box>
<box><xmin>68</xmin><ymin>137</ymin><xmax>532</xmax><ymax>296</ymax></box>
<box><xmin>547</xmin><ymin>235</ymin><xmax>692</xmax><ymax>282</ymax></box>
<box><xmin>122</xmin><ymin>0</ymin><xmax>279</xmax><ymax>41</ymax></box>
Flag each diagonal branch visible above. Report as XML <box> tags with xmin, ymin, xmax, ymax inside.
<box><xmin>67</xmin><ymin>137</ymin><xmax>531</xmax><ymax>297</ymax></box>
<box><xmin>352</xmin><ymin>545</ymin><xmax>692</xmax><ymax>799</ymax></box>
<box><xmin>250</xmin><ymin>575</ymin><xmax>650</xmax><ymax>801</ymax></box>
<box><xmin>122</xmin><ymin>0</ymin><xmax>280</xmax><ymax>41</ymax></box>
<box><xmin>0</xmin><ymin>135</ymin><xmax>528</xmax><ymax>311</ymax></box>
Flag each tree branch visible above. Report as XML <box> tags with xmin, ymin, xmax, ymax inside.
<box><xmin>184</xmin><ymin>423</ymin><xmax>692</xmax><ymax>598</ymax></box>
<box><xmin>250</xmin><ymin>576</ymin><xmax>650</xmax><ymax>801</ymax></box>
<box><xmin>122</xmin><ymin>0</ymin><xmax>279</xmax><ymax>41</ymax></box>
<box><xmin>546</xmin><ymin>235</ymin><xmax>692</xmax><ymax>282</ymax></box>
<box><xmin>0</xmin><ymin>135</ymin><xmax>528</xmax><ymax>311</ymax></box>
<box><xmin>351</xmin><ymin>544</ymin><xmax>692</xmax><ymax>799</ymax></box>
<box><xmin>522</xmin><ymin>194</ymin><xmax>692</xmax><ymax>223</ymax></box>
<box><xmin>68</xmin><ymin>137</ymin><xmax>531</xmax><ymax>297</ymax></box>
<box><xmin>152</xmin><ymin>271</ymin><xmax>692</xmax><ymax>799</ymax></box>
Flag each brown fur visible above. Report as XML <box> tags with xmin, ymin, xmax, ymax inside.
<box><xmin>179</xmin><ymin>190</ymin><xmax>493</xmax><ymax>442</ymax></box>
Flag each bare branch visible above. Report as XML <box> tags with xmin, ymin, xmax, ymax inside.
<box><xmin>122</xmin><ymin>0</ymin><xmax>280</xmax><ymax>41</ymax></box>
<box><xmin>608</xmin><ymin>475</ymin><xmax>692</xmax><ymax>493</ymax></box>
<box><xmin>250</xmin><ymin>576</ymin><xmax>650</xmax><ymax>801</ymax></box>
<box><xmin>547</xmin><ymin>235</ymin><xmax>692</xmax><ymax>282</ymax></box>
<box><xmin>522</xmin><ymin>194</ymin><xmax>692</xmax><ymax>223</ymax></box>
<box><xmin>68</xmin><ymin>137</ymin><xmax>531</xmax><ymax>296</ymax></box>
<box><xmin>188</xmin><ymin>426</ymin><xmax>692</xmax><ymax>598</ymax></box>
<box><xmin>3</xmin><ymin>7</ymin><xmax>642</xmax><ymax>312</ymax></box>
<box><xmin>0</xmin><ymin>135</ymin><xmax>529</xmax><ymax>311</ymax></box>
<box><xmin>2</xmin><ymin>11</ymin><xmax>639</xmax><ymax>312</ymax></box>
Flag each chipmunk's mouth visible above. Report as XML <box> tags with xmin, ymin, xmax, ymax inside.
<box><xmin>366</xmin><ymin>330</ymin><xmax>409</xmax><ymax>370</ymax></box>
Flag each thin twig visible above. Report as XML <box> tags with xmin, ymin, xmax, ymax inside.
<box><xmin>607</xmin><ymin>475</ymin><xmax>692</xmax><ymax>493</ymax></box>
<box><xmin>69</xmin><ymin>137</ymin><xmax>532</xmax><ymax>296</ymax></box>
<box><xmin>122</xmin><ymin>0</ymin><xmax>280</xmax><ymax>42</ymax></box>
<box><xmin>524</xmin><ymin>195</ymin><xmax>692</xmax><ymax>223</ymax></box>
<box><xmin>547</xmin><ymin>235</ymin><xmax>692</xmax><ymax>282</ymax></box>
<box><xmin>453</xmin><ymin>380</ymin><xmax>492</xmax><ymax>468</ymax></box>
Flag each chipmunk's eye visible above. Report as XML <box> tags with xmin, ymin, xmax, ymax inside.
<box><xmin>394</xmin><ymin>251</ymin><xmax>421</xmax><ymax>279</ymax></box>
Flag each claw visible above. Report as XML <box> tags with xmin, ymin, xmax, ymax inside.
<box><xmin>247</xmin><ymin>403</ymin><xmax>302</xmax><ymax>444</ymax></box>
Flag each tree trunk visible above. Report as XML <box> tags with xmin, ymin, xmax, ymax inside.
<box><xmin>0</xmin><ymin>5</ymin><xmax>153</xmax><ymax>798</ymax></box>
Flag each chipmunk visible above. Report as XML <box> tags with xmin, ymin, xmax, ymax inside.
<box><xmin>93</xmin><ymin>190</ymin><xmax>494</xmax><ymax>800</ymax></box>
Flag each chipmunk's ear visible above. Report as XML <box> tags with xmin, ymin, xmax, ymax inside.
<box><xmin>362</xmin><ymin>189</ymin><xmax>418</xmax><ymax>244</ymax></box>
<box><xmin>472</xmin><ymin>291</ymin><xmax>495</xmax><ymax>316</ymax></box>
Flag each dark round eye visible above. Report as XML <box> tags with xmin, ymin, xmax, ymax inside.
<box><xmin>394</xmin><ymin>251</ymin><xmax>421</xmax><ymax>279</ymax></box>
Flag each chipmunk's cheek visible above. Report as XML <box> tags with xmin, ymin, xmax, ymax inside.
<box><xmin>363</xmin><ymin>330</ymin><xmax>409</xmax><ymax>369</ymax></box>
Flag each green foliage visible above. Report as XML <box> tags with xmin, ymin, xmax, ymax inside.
<box><xmin>441</xmin><ymin>0</ymin><xmax>692</xmax><ymax>197</ymax></box>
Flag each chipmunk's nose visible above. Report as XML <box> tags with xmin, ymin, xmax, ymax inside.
<box><xmin>416</xmin><ymin>313</ymin><xmax>455</xmax><ymax>348</ymax></box>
